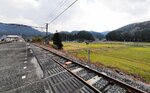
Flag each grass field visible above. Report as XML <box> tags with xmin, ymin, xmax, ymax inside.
<box><xmin>62</xmin><ymin>42</ymin><xmax>150</xmax><ymax>83</ymax></box>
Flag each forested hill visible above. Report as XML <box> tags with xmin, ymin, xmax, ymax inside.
<box><xmin>59</xmin><ymin>30</ymin><xmax>105</xmax><ymax>41</ymax></box>
<box><xmin>0</xmin><ymin>23</ymin><xmax>44</xmax><ymax>38</ymax></box>
<box><xmin>106</xmin><ymin>21</ymin><xmax>150</xmax><ymax>42</ymax></box>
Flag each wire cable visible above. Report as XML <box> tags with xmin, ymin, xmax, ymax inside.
<box><xmin>47</xmin><ymin>0</ymin><xmax>69</xmax><ymax>20</ymax></box>
<box><xmin>48</xmin><ymin>0</ymin><xmax>78</xmax><ymax>24</ymax></box>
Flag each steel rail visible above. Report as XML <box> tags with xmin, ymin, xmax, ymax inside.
<box><xmin>33</xmin><ymin>44</ymin><xmax>147</xmax><ymax>93</ymax></box>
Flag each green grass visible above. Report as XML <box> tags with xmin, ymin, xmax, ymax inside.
<box><xmin>63</xmin><ymin>42</ymin><xmax>150</xmax><ymax>82</ymax></box>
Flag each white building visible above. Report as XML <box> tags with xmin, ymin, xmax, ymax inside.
<box><xmin>0</xmin><ymin>35</ymin><xmax>25</xmax><ymax>42</ymax></box>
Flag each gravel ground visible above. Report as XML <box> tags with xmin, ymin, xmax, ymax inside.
<box><xmin>106</xmin><ymin>84</ymin><xmax>127</xmax><ymax>93</ymax></box>
<box><xmin>71</xmin><ymin>58</ymin><xmax>150</xmax><ymax>93</ymax></box>
<box><xmin>92</xmin><ymin>78</ymin><xmax>109</xmax><ymax>91</ymax></box>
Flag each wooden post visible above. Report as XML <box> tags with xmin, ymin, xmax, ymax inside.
<box><xmin>87</xmin><ymin>49</ymin><xmax>90</xmax><ymax>63</ymax></box>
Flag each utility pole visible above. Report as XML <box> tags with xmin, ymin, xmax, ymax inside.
<box><xmin>46</xmin><ymin>23</ymin><xmax>48</xmax><ymax>36</ymax></box>
<box><xmin>45</xmin><ymin>23</ymin><xmax>49</xmax><ymax>45</ymax></box>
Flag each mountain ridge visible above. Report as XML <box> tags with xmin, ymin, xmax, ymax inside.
<box><xmin>106</xmin><ymin>20</ymin><xmax>150</xmax><ymax>42</ymax></box>
<box><xmin>0</xmin><ymin>23</ymin><xmax>45</xmax><ymax>38</ymax></box>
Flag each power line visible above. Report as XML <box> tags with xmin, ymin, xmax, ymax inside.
<box><xmin>37</xmin><ymin>0</ymin><xmax>68</xmax><ymax>27</ymax></box>
<box><xmin>46</xmin><ymin>0</ymin><xmax>69</xmax><ymax>20</ymax></box>
<box><xmin>48</xmin><ymin>0</ymin><xmax>78</xmax><ymax>24</ymax></box>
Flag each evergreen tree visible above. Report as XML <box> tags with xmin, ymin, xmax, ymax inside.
<box><xmin>52</xmin><ymin>32</ymin><xmax>63</xmax><ymax>49</ymax></box>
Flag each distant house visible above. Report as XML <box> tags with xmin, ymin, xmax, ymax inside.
<box><xmin>0</xmin><ymin>35</ymin><xmax>25</xmax><ymax>42</ymax></box>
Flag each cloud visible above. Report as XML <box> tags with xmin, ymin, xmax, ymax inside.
<box><xmin>47</xmin><ymin>0</ymin><xmax>150</xmax><ymax>32</ymax></box>
<box><xmin>0</xmin><ymin>15</ymin><xmax>36</xmax><ymax>25</ymax></box>
<box><xmin>0</xmin><ymin>0</ymin><xmax>40</xmax><ymax>21</ymax></box>
<box><xmin>99</xmin><ymin>0</ymin><xmax>150</xmax><ymax>16</ymax></box>
<box><xmin>0</xmin><ymin>0</ymin><xmax>150</xmax><ymax>32</ymax></box>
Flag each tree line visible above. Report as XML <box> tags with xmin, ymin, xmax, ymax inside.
<box><xmin>32</xmin><ymin>31</ymin><xmax>96</xmax><ymax>49</ymax></box>
<box><xmin>59</xmin><ymin>31</ymin><xmax>95</xmax><ymax>42</ymax></box>
<box><xmin>106</xmin><ymin>29</ymin><xmax>150</xmax><ymax>42</ymax></box>
<box><xmin>32</xmin><ymin>31</ymin><xmax>96</xmax><ymax>42</ymax></box>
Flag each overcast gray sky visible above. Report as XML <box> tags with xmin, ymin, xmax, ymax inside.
<box><xmin>0</xmin><ymin>0</ymin><xmax>150</xmax><ymax>32</ymax></box>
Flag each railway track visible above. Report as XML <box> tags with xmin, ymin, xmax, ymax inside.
<box><xmin>33</xmin><ymin>44</ymin><xmax>147</xmax><ymax>93</ymax></box>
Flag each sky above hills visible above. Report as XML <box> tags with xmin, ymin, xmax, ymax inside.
<box><xmin>0</xmin><ymin>0</ymin><xmax>150</xmax><ymax>32</ymax></box>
